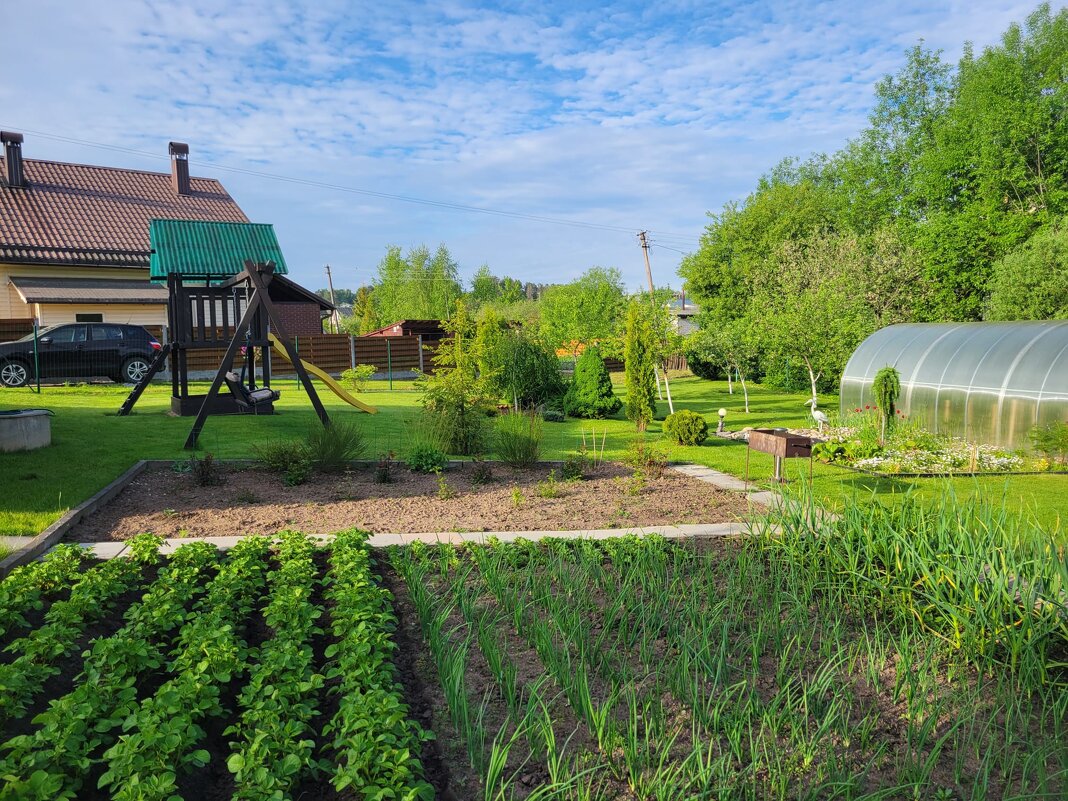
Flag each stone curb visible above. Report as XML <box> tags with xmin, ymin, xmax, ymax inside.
<box><xmin>77</xmin><ymin>522</ymin><xmax>752</xmax><ymax>559</ymax></box>
<box><xmin>0</xmin><ymin>459</ymin><xmax>157</xmax><ymax>577</ymax></box>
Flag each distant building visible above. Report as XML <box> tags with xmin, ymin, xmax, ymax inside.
<box><xmin>361</xmin><ymin>319</ymin><xmax>446</xmax><ymax>341</ymax></box>
<box><xmin>668</xmin><ymin>292</ymin><xmax>700</xmax><ymax>335</ymax></box>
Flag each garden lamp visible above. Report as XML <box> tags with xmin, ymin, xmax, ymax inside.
<box><xmin>718</xmin><ymin>408</ymin><xmax>727</xmax><ymax>434</ymax></box>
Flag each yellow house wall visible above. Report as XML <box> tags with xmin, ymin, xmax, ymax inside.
<box><xmin>33</xmin><ymin>303</ymin><xmax>165</xmax><ymax>327</ymax></box>
<box><xmin>0</xmin><ymin>263</ymin><xmax>164</xmax><ymax>325</ymax></box>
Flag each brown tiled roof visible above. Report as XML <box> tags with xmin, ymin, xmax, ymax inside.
<box><xmin>0</xmin><ymin>157</ymin><xmax>249</xmax><ymax>268</ymax></box>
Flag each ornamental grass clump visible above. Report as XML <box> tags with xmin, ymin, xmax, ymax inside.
<box><xmin>494</xmin><ymin>411</ymin><xmax>543</xmax><ymax>468</ymax></box>
<box><xmin>306</xmin><ymin>421</ymin><xmax>367</xmax><ymax>473</ymax></box>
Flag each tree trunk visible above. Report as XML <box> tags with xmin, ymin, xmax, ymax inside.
<box><xmin>654</xmin><ymin>365</ymin><xmax>664</xmax><ymax>400</ymax></box>
<box><xmin>739</xmin><ymin>371</ymin><xmax>750</xmax><ymax>414</ymax></box>
<box><xmin>727</xmin><ymin>368</ymin><xmax>733</xmax><ymax>395</ymax></box>
<box><xmin>661</xmin><ymin>364</ymin><xmax>674</xmax><ymax>414</ymax></box>
<box><xmin>802</xmin><ymin>355</ymin><xmax>820</xmax><ymax>407</ymax></box>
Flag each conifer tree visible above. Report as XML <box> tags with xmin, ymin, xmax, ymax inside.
<box><xmin>563</xmin><ymin>346</ymin><xmax>621</xmax><ymax>418</ymax></box>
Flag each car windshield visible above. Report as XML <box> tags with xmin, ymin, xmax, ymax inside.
<box><xmin>13</xmin><ymin>326</ymin><xmax>63</xmax><ymax>343</ymax></box>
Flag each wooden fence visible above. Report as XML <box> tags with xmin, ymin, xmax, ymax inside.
<box><xmin>139</xmin><ymin>329</ymin><xmax>438</xmax><ymax>377</ymax></box>
<box><xmin>0</xmin><ymin>319</ymin><xmax>35</xmax><ymax>341</ymax></box>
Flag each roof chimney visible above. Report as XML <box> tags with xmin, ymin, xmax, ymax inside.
<box><xmin>1</xmin><ymin>131</ymin><xmax>25</xmax><ymax>189</ymax></box>
<box><xmin>168</xmin><ymin>141</ymin><xmax>191</xmax><ymax>195</ymax></box>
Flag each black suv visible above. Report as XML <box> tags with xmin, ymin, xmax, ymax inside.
<box><xmin>0</xmin><ymin>323</ymin><xmax>161</xmax><ymax>387</ymax></box>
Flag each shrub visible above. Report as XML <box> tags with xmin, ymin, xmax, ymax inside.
<box><xmin>283</xmin><ymin>460</ymin><xmax>312</xmax><ymax>486</ymax></box>
<box><xmin>561</xmin><ymin>450</ymin><xmax>590</xmax><ymax>481</ymax></box>
<box><xmin>985</xmin><ymin>222</ymin><xmax>1068</xmax><ymax>321</ymax></box>
<box><xmin>562</xmin><ymin>347</ymin><xmax>621</xmax><ymax>419</ymax></box>
<box><xmin>469</xmin><ymin>459</ymin><xmax>494</xmax><ymax>486</ymax></box>
<box><xmin>478</xmin><ymin>312</ymin><xmax>565</xmax><ymax>407</ymax></box>
<box><xmin>663</xmin><ymin>409</ymin><xmax>709</xmax><ymax>446</ymax></box>
<box><xmin>872</xmin><ymin>366</ymin><xmax>901</xmax><ymax>442</ymax></box>
<box><xmin>373</xmin><ymin>452</ymin><xmax>395</xmax><ymax>484</ymax></box>
<box><xmin>1029</xmin><ymin>421</ymin><xmax>1068</xmax><ymax>467</ymax></box>
<box><xmin>623</xmin><ymin>437</ymin><xmax>669</xmax><ymax>479</ymax></box>
<box><xmin>420</xmin><ymin>300</ymin><xmax>493</xmax><ymax>455</ymax></box>
<box><xmin>340</xmin><ymin>364</ymin><xmax>377</xmax><ymax>392</ymax></box>
<box><xmin>683</xmin><ymin>332</ymin><xmax>723</xmax><ymax>380</ymax></box>
<box><xmin>406</xmin><ymin>444</ymin><xmax>449</xmax><ymax>474</ymax></box>
<box><xmin>188</xmin><ymin>452</ymin><xmax>223</xmax><ymax>486</ymax></box>
<box><xmin>495</xmin><ymin>411</ymin><xmax>543</xmax><ymax>468</ymax></box>
<box><xmin>543</xmin><ymin>409</ymin><xmax>565</xmax><ymax>423</ymax></box>
<box><xmin>535</xmin><ymin>469</ymin><xmax>561</xmax><ymax>498</ymax></box>
<box><xmin>436</xmin><ymin>472</ymin><xmax>458</xmax><ymax>500</ymax></box>
<box><xmin>254</xmin><ymin>439</ymin><xmax>311</xmax><ymax>482</ymax></box>
<box><xmin>305</xmin><ymin>421</ymin><xmax>367</xmax><ymax>473</ymax></box>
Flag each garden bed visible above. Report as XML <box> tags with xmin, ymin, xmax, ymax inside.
<box><xmin>64</xmin><ymin>461</ymin><xmax>749</xmax><ymax>543</ymax></box>
<box><xmin>1</xmin><ymin>523</ymin><xmax>1062</xmax><ymax>799</ymax></box>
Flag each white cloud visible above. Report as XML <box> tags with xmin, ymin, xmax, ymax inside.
<box><xmin>0</xmin><ymin>0</ymin><xmax>1048</xmax><ymax>289</ymax></box>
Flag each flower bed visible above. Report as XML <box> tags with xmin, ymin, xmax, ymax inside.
<box><xmin>812</xmin><ymin>408</ymin><xmax>1046</xmax><ymax>476</ymax></box>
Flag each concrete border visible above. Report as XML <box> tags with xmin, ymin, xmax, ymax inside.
<box><xmin>0</xmin><ymin>459</ymin><xmax>156</xmax><ymax>576</ymax></box>
<box><xmin>78</xmin><ymin>522</ymin><xmax>751</xmax><ymax>559</ymax></box>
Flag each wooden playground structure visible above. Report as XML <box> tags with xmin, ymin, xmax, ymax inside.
<box><xmin>118</xmin><ymin>221</ymin><xmax>374</xmax><ymax>448</ymax></box>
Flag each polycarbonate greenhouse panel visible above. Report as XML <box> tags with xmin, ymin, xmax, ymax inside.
<box><xmin>840</xmin><ymin>321</ymin><xmax>1068</xmax><ymax>449</ymax></box>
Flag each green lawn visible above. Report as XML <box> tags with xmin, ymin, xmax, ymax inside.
<box><xmin>1</xmin><ymin>374</ymin><xmax>1064</xmax><ymax>537</ymax></box>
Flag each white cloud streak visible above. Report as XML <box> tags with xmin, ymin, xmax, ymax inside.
<box><xmin>0</xmin><ymin>0</ymin><xmax>1044</xmax><ymax>289</ymax></box>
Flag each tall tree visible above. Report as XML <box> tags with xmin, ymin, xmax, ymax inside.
<box><xmin>623</xmin><ymin>300</ymin><xmax>658</xmax><ymax>431</ymax></box>
<box><xmin>370</xmin><ymin>244</ymin><xmax>462</xmax><ymax>323</ymax></box>
<box><xmin>540</xmin><ymin>267</ymin><xmax>626</xmax><ymax>356</ymax></box>
<box><xmin>984</xmin><ymin>221</ymin><xmax>1068</xmax><ymax>320</ymax></box>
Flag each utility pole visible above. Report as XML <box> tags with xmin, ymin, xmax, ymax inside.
<box><xmin>638</xmin><ymin>231</ymin><xmax>655</xmax><ymax>293</ymax></box>
<box><xmin>324</xmin><ymin>264</ymin><xmax>339</xmax><ymax>333</ymax></box>
<box><xmin>637</xmin><ymin>231</ymin><xmax>674</xmax><ymax>414</ymax></box>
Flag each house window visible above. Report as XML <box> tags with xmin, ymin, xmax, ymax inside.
<box><xmin>76</xmin><ymin>313</ymin><xmax>104</xmax><ymax>323</ymax></box>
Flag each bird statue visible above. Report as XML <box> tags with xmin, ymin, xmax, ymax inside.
<box><xmin>804</xmin><ymin>398</ymin><xmax>830</xmax><ymax>432</ymax></box>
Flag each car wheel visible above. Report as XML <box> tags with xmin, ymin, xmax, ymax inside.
<box><xmin>121</xmin><ymin>356</ymin><xmax>152</xmax><ymax>384</ymax></box>
<box><xmin>1</xmin><ymin>361</ymin><xmax>30</xmax><ymax>388</ymax></box>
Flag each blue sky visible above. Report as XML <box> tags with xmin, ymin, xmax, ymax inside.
<box><xmin>0</xmin><ymin>0</ymin><xmax>1042</xmax><ymax>293</ymax></box>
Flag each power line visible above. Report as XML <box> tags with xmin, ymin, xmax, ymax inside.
<box><xmin>651</xmin><ymin>243</ymin><xmax>692</xmax><ymax>256</ymax></box>
<box><xmin>3</xmin><ymin>124</ymin><xmax>704</xmax><ymax>243</ymax></box>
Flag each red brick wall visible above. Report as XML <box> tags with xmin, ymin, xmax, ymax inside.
<box><xmin>273</xmin><ymin>303</ymin><xmax>324</xmax><ymax>336</ymax></box>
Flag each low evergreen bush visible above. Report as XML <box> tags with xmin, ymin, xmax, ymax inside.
<box><xmin>663</xmin><ymin>409</ymin><xmax>709</xmax><ymax>446</ymax></box>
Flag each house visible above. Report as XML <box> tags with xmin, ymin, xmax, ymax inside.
<box><xmin>361</xmin><ymin>319</ymin><xmax>445</xmax><ymax>341</ymax></box>
<box><xmin>0</xmin><ymin>132</ymin><xmax>331</xmax><ymax>337</ymax></box>
<box><xmin>669</xmin><ymin>292</ymin><xmax>700</xmax><ymax>336</ymax></box>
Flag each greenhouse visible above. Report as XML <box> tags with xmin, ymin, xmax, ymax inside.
<box><xmin>840</xmin><ymin>321</ymin><xmax>1068</xmax><ymax>450</ymax></box>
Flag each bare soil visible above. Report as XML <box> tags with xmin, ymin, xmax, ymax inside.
<box><xmin>65</xmin><ymin>462</ymin><xmax>749</xmax><ymax>542</ymax></box>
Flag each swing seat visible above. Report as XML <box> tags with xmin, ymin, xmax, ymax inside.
<box><xmin>224</xmin><ymin>371</ymin><xmax>280</xmax><ymax>412</ymax></box>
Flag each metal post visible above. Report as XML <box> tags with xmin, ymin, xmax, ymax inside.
<box><xmin>349</xmin><ymin>334</ymin><xmax>356</xmax><ymax>370</ymax></box>
<box><xmin>32</xmin><ymin>318</ymin><xmax>40</xmax><ymax>394</ymax></box>
<box><xmin>417</xmin><ymin>334</ymin><xmax>424</xmax><ymax>373</ymax></box>
<box><xmin>386</xmin><ymin>338</ymin><xmax>392</xmax><ymax>390</ymax></box>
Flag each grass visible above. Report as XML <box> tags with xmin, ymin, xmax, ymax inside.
<box><xmin>0</xmin><ymin>373</ymin><xmax>1064</xmax><ymax>537</ymax></box>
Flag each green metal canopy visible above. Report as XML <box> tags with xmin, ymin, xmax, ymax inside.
<box><xmin>149</xmin><ymin>220</ymin><xmax>289</xmax><ymax>281</ymax></box>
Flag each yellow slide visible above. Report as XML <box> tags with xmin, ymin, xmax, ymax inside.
<box><xmin>268</xmin><ymin>333</ymin><xmax>377</xmax><ymax>414</ymax></box>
